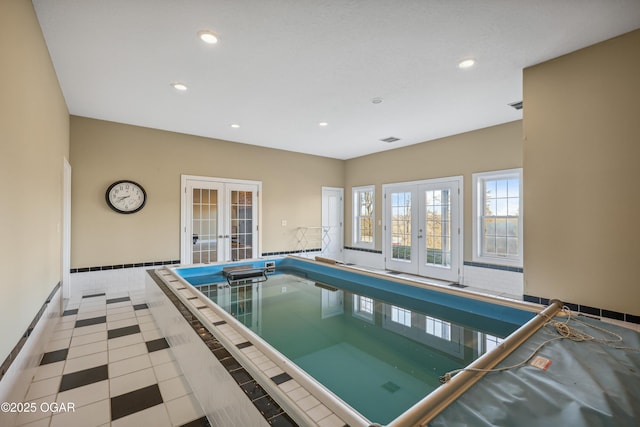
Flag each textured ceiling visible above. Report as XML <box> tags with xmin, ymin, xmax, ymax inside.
<box><xmin>33</xmin><ymin>0</ymin><xmax>640</xmax><ymax>159</ymax></box>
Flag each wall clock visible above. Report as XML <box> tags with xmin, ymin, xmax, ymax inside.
<box><xmin>105</xmin><ymin>180</ymin><xmax>147</xmax><ymax>214</ymax></box>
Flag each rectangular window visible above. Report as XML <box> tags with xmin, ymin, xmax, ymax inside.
<box><xmin>353</xmin><ymin>295</ymin><xmax>374</xmax><ymax>322</ymax></box>
<box><xmin>352</xmin><ymin>186</ymin><xmax>375</xmax><ymax>248</ymax></box>
<box><xmin>425</xmin><ymin>316</ymin><xmax>451</xmax><ymax>340</ymax></box>
<box><xmin>472</xmin><ymin>169</ymin><xmax>523</xmax><ymax>267</ymax></box>
<box><xmin>391</xmin><ymin>306</ymin><xmax>411</xmax><ymax>327</ymax></box>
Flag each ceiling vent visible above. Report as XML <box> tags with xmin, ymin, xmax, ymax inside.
<box><xmin>380</xmin><ymin>136</ymin><xmax>400</xmax><ymax>143</ymax></box>
<box><xmin>509</xmin><ymin>101</ymin><xmax>523</xmax><ymax>110</ymax></box>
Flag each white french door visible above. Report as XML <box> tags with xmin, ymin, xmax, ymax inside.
<box><xmin>181</xmin><ymin>175</ymin><xmax>261</xmax><ymax>264</ymax></box>
<box><xmin>383</xmin><ymin>177</ymin><xmax>462</xmax><ymax>282</ymax></box>
<box><xmin>322</xmin><ymin>187</ymin><xmax>344</xmax><ymax>261</ymax></box>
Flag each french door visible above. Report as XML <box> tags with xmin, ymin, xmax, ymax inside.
<box><xmin>181</xmin><ymin>175</ymin><xmax>261</xmax><ymax>264</ymax></box>
<box><xmin>383</xmin><ymin>177</ymin><xmax>462</xmax><ymax>282</ymax></box>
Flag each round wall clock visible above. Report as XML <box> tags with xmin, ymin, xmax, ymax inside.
<box><xmin>105</xmin><ymin>180</ymin><xmax>147</xmax><ymax>214</ymax></box>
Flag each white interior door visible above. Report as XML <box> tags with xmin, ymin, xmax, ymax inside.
<box><xmin>182</xmin><ymin>176</ymin><xmax>260</xmax><ymax>264</ymax></box>
<box><xmin>322</xmin><ymin>187</ymin><xmax>344</xmax><ymax>261</ymax></box>
<box><xmin>186</xmin><ymin>180</ymin><xmax>224</xmax><ymax>264</ymax></box>
<box><xmin>227</xmin><ymin>184</ymin><xmax>259</xmax><ymax>262</ymax></box>
<box><xmin>384</xmin><ymin>178</ymin><xmax>462</xmax><ymax>282</ymax></box>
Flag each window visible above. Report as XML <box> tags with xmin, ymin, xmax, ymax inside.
<box><xmin>390</xmin><ymin>306</ymin><xmax>411</xmax><ymax>327</ymax></box>
<box><xmin>472</xmin><ymin>169</ymin><xmax>523</xmax><ymax>267</ymax></box>
<box><xmin>353</xmin><ymin>295</ymin><xmax>374</xmax><ymax>321</ymax></box>
<box><xmin>352</xmin><ymin>186</ymin><xmax>375</xmax><ymax>248</ymax></box>
<box><xmin>425</xmin><ymin>316</ymin><xmax>451</xmax><ymax>340</ymax></box>
<box><xmin>478</xmin><ymin>333</ymin><xmax>504</xmax><ymax>355</ymax></box>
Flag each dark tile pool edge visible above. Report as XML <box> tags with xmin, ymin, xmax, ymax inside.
<box><xmin>523</xmin><ymin>294</ymin><xmax>639</xmax><ymax>325</ymax></box>
<box><xmin>147</xmin><ymin>270</ymin><xmax>300</xmax><ymax>427</ymax></box>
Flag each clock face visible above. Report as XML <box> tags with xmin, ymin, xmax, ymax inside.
<box><xmin>106</xmin><ymin>180</ymin><xmax>146</xmax><ymax>214</ymax></box>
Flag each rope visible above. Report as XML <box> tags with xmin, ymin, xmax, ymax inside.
<box><xmin>439</xmin><ymin>306</ymin><xmax>640</xmax><ymax>384</ymax></box>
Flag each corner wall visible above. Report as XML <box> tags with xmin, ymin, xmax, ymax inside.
<box><xmin>70</xmin><ymin>117</ymin><xmax>344</xmax><ymax>268</ymax></box>
<box><xmin>0</xmin><ymin>1</ymin><xmax>69</xmax><ymax>362</ymax></box>
<box><xmin>344</xmin><ymin>121</ymin><xmax>523</xmax><ymax>262</ymax></box>
<box><xmin>523</xmin><ymin>29</ymin><xmax>640</xmax><ymax>315</ymax></box>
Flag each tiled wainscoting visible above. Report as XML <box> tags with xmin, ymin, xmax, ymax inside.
<box><xmin>462</xmin><ymin>263</ymin><xmax>523</xmax><ymax>299</ymax></box>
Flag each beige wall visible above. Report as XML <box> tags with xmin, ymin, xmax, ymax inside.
<box><xmin>523</xmin><ymin>30</ymin><xmax>640</xmax><ymax>315</ymax></box>
<box><xmin>70</xmin><ymin>117</ymin><xmax>344</xmax><ymax>268</ymax></box>
<box><xmin>0</xmin><ymin>1</ymin><xmax>69</xmax><ymax>361</ymax></box>
<box><xmin>344</xmin><ymin>121</ymin><xmax>523</xmax><ymax>261</ymax></box>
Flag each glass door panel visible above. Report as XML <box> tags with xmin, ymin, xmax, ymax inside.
<box><xmin>230</xmin><ymin>190</ymin><xmax>254</xmax><ymax>261</ymax></box>
<box><xmin>418</xmin><ymin>181</ymin><xmax>459</xmax><ymax>281</ymax></box>
<box><xmin>190</xmin><ymin>183</ymin><xmax>222</xmax><ymax>264</ymax></box>
<box><xmin>385</xmin><ymin>186</ymin><xmax>418</xmax><ymax>274</ymax></box>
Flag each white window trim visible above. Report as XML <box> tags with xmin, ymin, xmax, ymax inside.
<box><xmin>472</xmin><ymin>168</ymin><xmax>523</xmax><ymax>267</ymax></box>
<box><xmin>352</xmin><ymin>185</ymin><xmax>375</xmax><ymax>249</ymax></box>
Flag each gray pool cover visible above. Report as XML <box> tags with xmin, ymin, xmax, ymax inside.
<box><xmin>430</xmin><ymin>315</ymin><xmax>640</xmax><ymax>427</ymax></box>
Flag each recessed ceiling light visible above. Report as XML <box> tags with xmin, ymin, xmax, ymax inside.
<box><xmin>231</xmin><ymin>123</ymin><xmax>240</xmax><ymax>128</ymax></box>
<box><xmin>318</xmin><ymin>122</ymin><xmax>328</xmax><ymax>127</ymax></box>
<box><xmin>458</xmin><ymin>59</ymin><xmax>476</xmax><ymax>69</ymax></box>
<box><xmin>198</xmin><ymin>30</ymin><xmax>219</xmax><ymax>44</ymax></box>
<box><xmin>171</xmin><ymin>82</ymin><xmax>188</xmax><ymax>91</ymax></box>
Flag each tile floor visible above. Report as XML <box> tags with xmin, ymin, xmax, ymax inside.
<box><xmin>16</xmin><ymin>290</ymin><xmax>210</xmax><ymax>427</ymax></box>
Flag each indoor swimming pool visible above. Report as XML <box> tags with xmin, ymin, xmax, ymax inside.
<box><xmin>174</xmin><ymin>257</ymin><xmax>538</xmax><ymax>424</ymax></box>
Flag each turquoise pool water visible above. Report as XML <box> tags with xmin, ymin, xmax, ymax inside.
<box><xmin>179</xmin><ymin>260</ymin><xmax>534</xmax><ymax>424</ymax></box>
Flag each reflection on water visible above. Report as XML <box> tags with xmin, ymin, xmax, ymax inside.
<box><xmin>197</xmin><ymin>274</ymin><xmax>509</xmax><ymax>424</ymax></box>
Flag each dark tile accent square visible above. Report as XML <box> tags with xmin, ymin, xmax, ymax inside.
<box><xmin>213</xmin><ymin>348</ymin><xmax>232</xmax><ymax>360</ymax></box>
<box><xmin>75</xmin><ymin>316</ymin><xmax>107</xmax><ymax>328</ymax></box>
<box><xmin>59</xmin><ymin>364</ymin><xmax>109</xmax><ymax>392</ymax></box>
<box><xmin>180</xmin><ymin>416</ymin><xmax>212</xmax><ymax>427</ymax></box>
<box><xmin>626</xmin><ymin>313</ymin><xmax>640</xmax><ymax>324</ymax></box>
<box><xmin>602</xmin><ymin>309</ymin><xmax>625</xmax><ymax>321</ymax></box>
<box><xmin>111</xmin><ymin>384</ymin><xmax>163</xmax><ymax>421</ymax></box>
<box><xmin>82</xmin><ymin>293</ymin><xmax>106</xmax><ymax>298</ymax></box>
<box><xmin>268</xmin><ymin>412</ymin><xmax>298</xmax><ymax>427</ymax></box>
<box><xmin>196</xmin><ymin>306</ymin><xmax>207</xmax><ymax>310</ymax></box>
<box><xmin>230</xmin><ymin>368</ymin><xmax>253</xmax><ymax>385</ymax></box>
<box><xmin>40</xmin><ymin>349</ymin><xmax>68</xmax><ymax>365</ymax></box>
<box><xmin>107</xmin><ymin>296</ymin><xmax>131</xmax><ymax>304</ymax></box>
<box><xmin>241</xmin><ymin>380</ymin><xmax>268</xmax><ymax>401</ymax></box>
<box><xmin>579</xmin><ymin>305</ymin><xmax>601</xmax><ymax>316</ymax></box>
<box><xmin>108</xmin><ymin>324</ymin><xmax>141</xmax><ymax>339</ymax></box>
<box><xmin>564</xmin><ymin>302</ymin><xmax>579</xmax><ymax>312</ymax></box>
<box><xmin>212</xmin><ymin>321</ymin><xmax>226</xmax><ymax>326</ymax></box>
<box><xmin>523</xmin><ymin>295</ymin><xmax>540</xmax><ymax>304</ymax></box>
<box><xmin>62</xmin><ymin>309</ymin><xmax>79</xmax><ymax>316</ymax></box>
<box><xmin>236</xmin><ymin>341</ymin><xmax>253</xmax><ymax>350</ymax></box>
<box><xmin>270</xmin><ymin>372</ymin><xmax>292</xmax><ymax>385</ymax></box>
<box><xmin>146</xmin><ymin>338</ymin><xmax>170</xmax><ymax>353</ymax></box>
<box><xmin>253</xmin><ymin>395</ymin><xmax>283</xmax><ymax>419</ymax></box>
<box><xmin>220</xmin><ymin>357</ymin><xmax>243</xmax><ymax>372</ymax></box>
<box><xmin>187</xmin><ymin>297</ymin><xmax>198</xmax><ymax>300</ymax></box>
<box><xmin>133</xmin><ymin>303</ymin><xmax>149</xmax><ymax>310</ymax></box>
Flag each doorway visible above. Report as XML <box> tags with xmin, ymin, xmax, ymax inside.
<box><xmin>181</xmin><ymin>175</ymin><xmax>261</xmax><ymax>264</ymax></box>
<box><xmin>322</xmin><ymin>187</ymin><xmax>344</xmax><ymax>261</ymax></box>
<box><xmin>383</xmin><ymin>177</ymin><xmax>462</xmax><ymax>282</ymax></box>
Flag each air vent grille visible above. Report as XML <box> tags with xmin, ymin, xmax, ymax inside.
<box><xmin>380</xmin><ymin>136</ymin><xmax>400</xmax><ymax>143</ymax></box>
<box><xmin>509</xmin><ymin>101</ymin><xmax>523</xmax><ymax>110</ymax></box>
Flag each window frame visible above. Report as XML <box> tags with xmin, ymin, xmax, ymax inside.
<box><xmin>472</xmin><ymin>168</ymin><xmax>523</xmax><ymax>267</ymax></box>
<box><xmin>352</xmin><ymin>185</ymin><xmax>375</xmax><ymax>249</ymax></box>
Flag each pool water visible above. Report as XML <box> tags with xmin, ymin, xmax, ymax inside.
<box><xmin>194</xmin><ymin>273</ymin><xmax>526</xmax><ymax>424</ymax></box>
